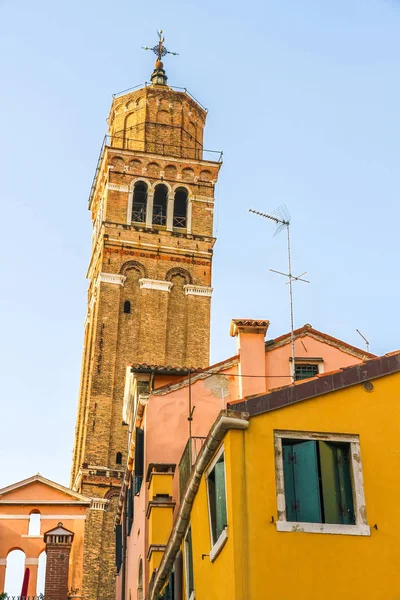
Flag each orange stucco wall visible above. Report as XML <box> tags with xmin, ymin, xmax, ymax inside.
<box><xmin>0</xmin><ymin>480</ymin><xmax>89</xmax><ymax>597</ymax></box>
<box><xmin>265</xmin><ymin>334</ymin><xmax>364</xmax><ymax>390</ymax></box>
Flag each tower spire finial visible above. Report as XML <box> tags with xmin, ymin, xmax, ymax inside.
<box><xmin>142</xmin><ymin>30</ymin><xmax>179</xmax><ymax>85</ymax></box>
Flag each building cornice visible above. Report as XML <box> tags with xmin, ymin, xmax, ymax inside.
<box><xmin>184</xmin><ymin>285</ymin><xmax>213</xmax><ymax>297</ymax></box>
<box><xmin>106</xmin><ymin>237</ymin><xmax>213</xmax><ymax>258</ymax></box>
<box><xmin>139</xmin><ymin>278</ymin><xmax>173</xmax><ymax>292</ymax></box>
<box><xmin>96</xmin><ymin>272</ymin><xmax>126</xmax><ymax>286</ymax></box>
<box><xmin>106</xmin><ymin>146</ymin><xmax>222</xmax><ymax>170</ymax></box>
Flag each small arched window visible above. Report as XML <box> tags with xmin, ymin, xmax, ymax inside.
<box><xmin>173</xmin><ymin>188</ymin><xmax>188</xmax><ymax>228</ymax></box>
<box><xmin>132</xmin><ymin>182</ymin><xmax>148</xmax><ymax>223</ymax></box>
<box><xmin>116</xmin><ymin>452</ymin><xmax>122</xmax><ymax>465</ymax></box>
<box><xmin>123</xmin><ymin>300</ymin><xmax>131</xmax><ymax>314</ymax></box>
<box><xmin>28</xmin><ymin>511</ymin><xmax>41</xmax><ymax>536</ymax></box>
<box><xmin>152</xmin><ymin>184</ymin><xmax>168</xmax><ymax>226</ymax></box>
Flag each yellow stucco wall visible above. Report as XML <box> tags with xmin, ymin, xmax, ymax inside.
<box><xmin>185</xmin><ymin>372</ymin><xmax>400</xmax><ymax>600</ymax></box>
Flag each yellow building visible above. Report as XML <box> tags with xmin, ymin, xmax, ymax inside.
<box><xmin>149</xmin><ymin>351</ymin><xmax>400</xmax><ymax>600</ymax></box>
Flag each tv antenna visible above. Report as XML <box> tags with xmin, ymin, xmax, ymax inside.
<box><xmin>356</xmin><ymin>329</ymin><xmax>370</xmax><ymax>353</ymax></box>
<box><xmin>249</xmin><ymin>205</ymin><xmax>310</xmax><ymax>383</ymax></box>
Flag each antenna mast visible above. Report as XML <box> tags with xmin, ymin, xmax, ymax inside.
<box><xmin>249</xmin><ymin>206</ymin><xmax>309</xmax><ymax>383</ymax></box>
<box><xmin>356</xmin><ymin>329</ymin><xmax>370</xmax><ymax>353</ymax></box>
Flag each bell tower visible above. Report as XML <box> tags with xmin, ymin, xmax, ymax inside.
<box><xmin>71</xmin><ymin>36</ymin><xmax>222</xmax><ymax>600</ymax></box>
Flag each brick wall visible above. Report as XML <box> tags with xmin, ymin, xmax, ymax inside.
<box><xmin>71</xmin><ymin>81</ymin><xmax>221</xmax><ymax>600</ymax></box>
<box><xmin>44</xmin><ymin>544</ymin><xmax>72</xmax><ymax>600</ymax></box>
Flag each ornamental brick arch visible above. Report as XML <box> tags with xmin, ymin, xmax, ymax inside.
<box><xmin>165</xmin><ymin>267</ymin><xmax>192</xmax><ymax>284</ymax></box>
<box><xmin>110</xmin><ymin>156</ymin><xmax>125</xmax><ymax>170</ymax></box>
<box><xmin>120</xmin><ymin>260</ymin><xmax>148</xmax><ymax>279</ymax></box>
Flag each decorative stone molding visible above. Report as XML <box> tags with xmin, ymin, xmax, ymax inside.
<box><xmin>90</xmin><ymin>498</ymin><xmax>109</xmax><ymax>511</ymax></box>
<box><xmin>139</xmin><ymin>278</ymin><xmax>173</xmax><ymax>292</ymax></box>
<box><xmin>107</xmin><ymin>183</ymin><xmax>129</xmax><ymax>192</ymax></box>
<box><xmin>192</xmin><ymin>196</ymin><xmax>215</xmax><ymax>204</ymax></box>
<box><xmin>0</xmin><ymin>558</ymin><xmax>7</xmax><ymax>565</ymax></box>
<box><xmin>88</xmin><ymin>292</ymin><xmax>97</xmax><ymax>312</ymax></box>
<box><xmin>25</xmin><ymin>558</ymin><xmax>39</xmax><ymax>565</ymax></box>
<box><xmin>97</xmin><ymin>273</ymin><xmax>126</xmax><ymax>286</ymax></box>
<box><xmin>184</xmin><ymin>285</ymin><xmax>213</xmax><ymax>297</ymax></box>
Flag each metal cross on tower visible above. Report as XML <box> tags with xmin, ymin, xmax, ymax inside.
<box><xmin>142</xmin><ymin>30</ymin><xmax>179</xmax><ymax>62</ymax></box>
<box><xmin>249</xmin><ymin>205</ymin><xmax>310</xmax><ymax>383</ymax></box>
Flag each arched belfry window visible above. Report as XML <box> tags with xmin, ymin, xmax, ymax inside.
<box><xmin>173</xmin><ymin>187</ymin><xmax>188</xmax><ymax>228</ymax></box>
<box><xmin>123</xmin><ymin>300</ymin><xmax>131</xmax><ymax>314</ymax></box>
<box><xmin>132</xmin><ymin>181</ymin><xmax>147</xmax><ymax>223</ymax></box>
<box><xmin>152</xmin><ymin>184</ymin><xmax>168</xmax><ymax>226</ymax></box>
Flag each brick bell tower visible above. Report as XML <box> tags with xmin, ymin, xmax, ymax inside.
<box><xmin>71</xmin><ymin>34</ymin><xmax>222</xmax><ymax>600</ymax></box>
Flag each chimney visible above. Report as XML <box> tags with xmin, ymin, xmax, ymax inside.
<box><xmin>230</xmin><ymin>319</ymin><xmax>270</xmax><ymax>399</ymax></box>
<box><xmin>44</xmin><ymin>522</ymin><xmax>74</xmax><ymax>600</ymax></box>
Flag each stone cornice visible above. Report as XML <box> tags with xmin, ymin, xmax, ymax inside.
<box><xmin>90</xmin><ymin>498</ymin><xmax>110</xmax><ymax>511</ymax></box>
<box><xmin>106</xmin><ymin>146</ymin><xmax>221</xmax><ymax>169</ymax></box>
<box><xmin>97</xmin><ymin>272</ymin><xmax>126</xmax><ymax>286</ymax></box>
<box><xmin>107</xmin><ymin>183</ymin><xmax>129</xmax><ymax>192</ymax></box>
<box><xmin>106</xmin><ymin>236</ymin><xmax>213</xmax><ymax>257</ymax></box>
<box><xmin>139</xmin><ymin>278</ymin><xmax>173</xmax><ymax>292</ymax></box>
<box><xmin>184</xmin><ymin>285</ymin><xmax>213</xmax><ymax>297</ymax></box>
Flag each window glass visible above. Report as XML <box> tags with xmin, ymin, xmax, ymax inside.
<box><xmin>184</xmin><ymin>527</ymin><xmax>194</xmax><ymax>599</ymax></box>
<box><xmin>132</xmin><ymin>182</ymin><xmax>147</xmax><ymax>223</ymax></box>
<box><xmin>282</xmin><ymin>439</ymin><xmax>355</xmax><ymax>525</ymax></box>
<box><xmin>173</xmin><ymin>188</ymin><xmax>188</xmax><ymax>228</ymax></box>
<box><xmin>294</xmin><ymin>363</ymin><xmax>319</xmax><ymax>380</ymax></box>
<box><xmin>207</xmin><ymin>453</ymin><xmax>227</xmax><ymax>545</ymax></box>
<box><xmin>153</xmin><ymin>184</ymin><xmax>168</xmax><ymax>226</ymax></box>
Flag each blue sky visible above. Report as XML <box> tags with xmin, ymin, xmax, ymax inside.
<box><xmin>0</xmin><ymin>0</ymin><xmax>399</xmax><ymax>489</ymax></box>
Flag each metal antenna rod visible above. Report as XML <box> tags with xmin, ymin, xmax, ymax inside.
<box><xmin>249</xmin><ymin>207</ymin><xmax>310</xmax><ymax>383</ymax></box>
<box><xmin>356</xmin><ymin>329</ymin><xmax>370</xmax><ymax>353</ymax></box>
<box><xmin>286</xmin><ymin>221</ymin><xmax>295</xmax><ymax>382</ymax></box>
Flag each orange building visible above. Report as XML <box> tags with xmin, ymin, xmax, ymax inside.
<box><xmin>0</xmin><ymin>474</ymin><xmax>91</xmax><ymax>598</ymax></box>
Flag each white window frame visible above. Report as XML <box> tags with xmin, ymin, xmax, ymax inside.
<box><xmin>184</xmin><ymin>526</ymin><xmax>195</xmax><ymax>600</ymax></box>
<box><xmin>205</xmin><ymin>444</ymin><xmax>228</xmax><ymax>562</ymax></box>
<box><xmin>274</xmin><ymin>430</ymin><xmax>370</xmax><ymax>536</ymax></box>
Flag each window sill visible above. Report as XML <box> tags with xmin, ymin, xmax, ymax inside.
<box><xmin>209</xmin><ymin>527</ymin><xmax>228</xmax><ymax>562</ymax></box>
<box><xmin>21</xmin><ymin>534</ymin><xmax>43</xmax><ymax>538</ymax></box>
<box><xmin>276</xmin><ymin>521</ymin><xmax>370</xmax><ymax>536</ymax></box>
<box><xmin>189</xmin><ymin>592</ymin><xmax>195</xmax><ymax>600</ymax></box>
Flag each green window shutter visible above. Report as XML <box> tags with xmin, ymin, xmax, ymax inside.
<box><xmin>134</xmin><ymin>427</ymin><xmax>145</xmax><ymax>494</ymax></box>
<box><xmin>186</xmin><ymin>527</ymin><xmax>195</xmax><ymax>594</ymax></box>
<box><xmin>335</xmin><ymin>443</ymin><xmax>355</xmax><ymax>525</ymax></box>
<box><xmin>319</xmin><ymin>442</ymin><xmax>355</xmax><ymax>525</ymax></box>
<box><xmin>115</xmin><ymin>524</ymin><xmax>123</xmax><ymax>573</ymax></box>
<box><xmin>127</xmin><ymin>478</ymin><xmax>134</xmax><ymax>535</ymax></box>
<box><xmin>292</xmin><ymin>440</ymin><xmax>322</xmax><ymax>523</ymax></box>
<box><xmin>318</xmin><ymin>440</ymin><xmax>341</xmax><ymax>524</ymax></box>
<box><xmin>214</xmin><ymin>458</ymin><xmax>227</xmax><ymax>540</ymax></box>
<box><xmin>168</xmin><ymin>571</ymin><xmax>175</xmax><ymax>600</ymax></box>
<box><xmin>282</xmin><ymin>443</ymin><xmax>297</xmax><ymax>521</ymax></box>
